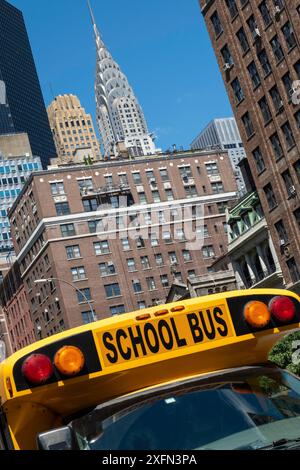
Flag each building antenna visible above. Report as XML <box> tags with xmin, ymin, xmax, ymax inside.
<box><xmin>49</xmin><ymin>83</ymin><xmax>55</xmax><ymax>101</ymax></box>
<box><xmin>86</xmin><ymin>0</ymin><xmax>103</xmax><ymax>45</ymax></box>
<box><xmin>87</xmin><ymin>0</ymin><xmax>96</xmax><ymax>26</ymax></box>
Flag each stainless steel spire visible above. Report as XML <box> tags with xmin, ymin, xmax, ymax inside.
<box><xmin>87</xmin><ymin>0</ymin><xmax>156</xmax><ymax>158</ymax></box>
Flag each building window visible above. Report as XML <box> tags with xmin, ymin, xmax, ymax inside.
<box><xmin>165</xmin><ymin>188</ymin><xmax>174</xmax><ymax>201</ymax></box>
<box><xmin>211</xmin><ymin>182</ymin><xmax>224</xmax><ymax>193</ymax></box>
<box><xmin>182</xmin><ymin>250</ymin><xmax>192</xmax><ymax>263</ymax></box>
<box><xmin>155</xmin><ymin>254</ymin><xmax>164</xmax><ymax>266</ymax></box>
<box><xmin>231</xmin><ymin>78</ymin><xmax>244</xmax><ymax>104</ymax></box>
<box><xmin>159</xmin><ymin>168</ymin><xmax>169</xmax><ymax>181</ymax></box>
<box><xmin>141</xmin><ymin>256</ymin><xmax>150</xmax><ymax>269</ymax></box>
<box><xmin>275</xmin><ymin>220</ymin><xmax>289</xmax><ymax>244</ymax></box>
<box><xmin>104</xmin><ymin>175</ymin><xmax>113</xmax><ymax>186</ymax></box>
<box><xmin>282</xmin><ymin>22</ymin><xmax>296</xmax><ymax>50</ymax></box>
<box><xmin>88</xmin><ymin>219</ymin><xmax>103</xmax><ymax>233</ymax></box>
<box><xmin>270</xmin><ymin>133</ymin><xmax>284</xmax><ymax>160</ymax></box>
<box><xmin>119</xmin><ymin>174</ymin><xmax>128</xmax><ymax>185</ymax></box>
<box><xmin>127</xmin><ymin>258</ymin><xmax>136</xmax><ymax>272</ymax></box>
<box><xmin>66</xmin><ymin>245</ymin><xmax>81</xmax><ymax>259</ymax></box>
<box><xmin>258</xmin><ymin>50</ymin><xmax>272</xmax><ymax>77</ymax></box>
<box><xmin>295</xmin><ymin>110</ymin><xmax>300</xmax><ymax>130</ymax></box>
<box><xmin>188</xmin><ymin>270</ymin><xmax>196</xmax><ymax>279</ymax></box>
<box><xmin>168</xmin><ymin>252</ymin><xmax>178</xmax><ymax>265</ymax></box>
<box><xmin>211</xmin><ymin>11</ymin><xmax>223</xmax><ymax>36</ymax></box>
<box><xmin>105</xmin><ymin>283</ymin><xmax>121</xmax><ymax>298</ymax></box>
<box><xmin>99</xmin><ymin>262</ymin><xmax>116</xmax><ymax>276</ymax></box>
<box><xmin>110</xmin><ymin>305</ymin><xmax>126</xmax><ymax>316</ymax></box>
<box><xmin>287</xmin><ymin>258</ymin><xmax>300</xmax><ymax>283</ymax></box>
<box><xmin>77</xmin><ymin>288</ymin><xmax>91</xmax><ymax>303</ymax></box>
<box><xmin>179</xmin><ymin>165</ymin><xmax>192</xmax><ymax>179</ymax></box>
<box><xmin>294</xmin><ymin>60</ymin><xmax>300</xmax><ymax>80</ymax></box>
<box><xmin>221</xmin><ymin>44</ymin><xmax>234</xmax><ymax>66</ymax></box>
<box><xmin>202</xmin><ymin>245</ymin><xmax>215</xmax><ymax>259</ymax></box>
<box><xmin>236</xmin><ymin>27</ymin><xmax>250</xmax><ymax>53</ymax></box>
<box><xmin>226</xmin><ymin>0</ymin><xmax>238</xmax><ymax>18</ymax></box>
<box><xmin>136</xmin><ymin>236</ymin><xmax>145</xmax><ymax>249</ymax></box>
<box><xmin>205</xmin><ymin>163</ymin><xmax>219</xmax><ymax>175</ymax></box>
<box><xmin>247</xmin><ymin>15</ymin><xmax>259</xmax><ymax>39</ymax></box>
<box><xmin>281</xmin><ymin>169</ymin><xmax>294</xmax><ymax>197</ymax></box>
<box><xmin>185</xmin><ymin>185</ymin><xmax>198</xmax><ymax>198</ymax></box>
<box><xmin>94</xmin><ymin>240</ymin><xmax>110</xmax><ymax>255</ymax></box>
<box><xmin>78</xmin><ymin>178</ymin><xmax>93</xmax><ymax>190</ymax></box>
<box><xmin>281</xmin><ymin>122</ymin><xmax>295</xmax><ymax>149</ymax></box>
<box><xmin>270</xmin><ymin>35</ymin><xmax>284</xmax><ymax>62</ymax></box>
<box><xmin>264</xmin><ymin>183</ymin><xmax>277</xmax><ymax>210</ymax></box>
<box><xmin>71</xmin><ymin>266</ymin><xmax>86</xmax><ymax>281</ymax></box>
<box><xmin>50</xmin><ymin>182</ymin><xmax>65</xmax><ymax>195</ymax></box>
<box><xmin>282</xmin><ymin>72</ymin><xmax>293</xmax><ymax>98</ymax></box>
<box><xmin>293</xmin><ymin>160</ymin><xmax>300</xmax><ymax>184</ymax></box>
<box><xmin>151</xmin><ymin>236</ymin><xmax>159</xmax><ymax>247</ymax></box>
<box><xmin>55</xmin><ymin>202</ymin><xmax>70</xmax><ymax>216</ymax></box>
<box><xmin>139</xmin><ymin>192</ymin><xmax>147</xmax><ymax>205</ymax></box>
<box><xmin>61</xmin><ymin>223</ymin><xmax>76</xmax><ymax>237</ymax></box>
<box><xmin>294</xmin><ymin>207</ymin><xmax>300</xmax><ymax>229</ymax></box>
<box><xmin>252</xmin><ymin>147</ymin><xmax>265</xmax><ymax>173</ymax></box>
<box><xmin>146</xmin><ymin>277</ymin><xmax>156</xmax><ymax>291</ymax></box>
<box><xmin>160</xmin><ymin>274</ymin><xmax>169</xmax><ymax>288</ymax></box>
<box><xmin>152</xmin><ymin>190</ymin><xmax>161</xmax><ymax>203</ymax></box>
<box><xmin>132</xmin><ymin>279</ymin><xmax>142</xmax><ymax>293</ymax></box>
<box><xmin>137</xmin><ymin>301</ymin><xmax>146</xmax><ymax>310</ymax></box>
<box><xmin>217</xmin><ymin>201</ymin><xmax>228</xmax><ymax>214</ymax></box>
<box><xmin>132</xmin><ymin>172</ymin><xmax>142</xmax><ymax>184</ymax></box>
<box><xmin>242</xmin><ymin>112</ymin><xmax>254</xmax><ymax>138</ymax></box>
<box><xmin>121</xmin><ymin>238</ymin><xmax>130</xmax><ymax>251</ymax></box>
<box><xmin>247</xmin><ymin>61</ymin><xmax>261</xmax><ymax>88</ymax></box>
<box><xmin>259</xmin><ymin>0</ymin><xmax>272</xmax><ymax>26</ymax></box>
<box><xmin>83</xmin><ymin>198</ymin><xmax>98</xmax><ymax>212</ymax></box>
<box><xmin>258</xmin><ymin>97</ymin><xmax>272</xmax><ymax>124</ymax></box>
<box><xmin>82</xmin><ymin>311</ymin><xmax>95</xmax><ymax>325</ymax></box>
<box><xmin>269</xmin><ymin>86</ymin><xmax>283</xmax><ymax>112</ymax></box>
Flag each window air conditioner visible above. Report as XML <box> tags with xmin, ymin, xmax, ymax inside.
<box><xmin>223</xmin><ymin>63</ymin><xmax>232</xmax><ymax>72</ymax></box>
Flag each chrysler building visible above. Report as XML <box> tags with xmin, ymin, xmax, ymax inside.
<box><xmin>87</xmin><ymin>1</ymin><xmax>156</xmax><ymax>159</ymax></box>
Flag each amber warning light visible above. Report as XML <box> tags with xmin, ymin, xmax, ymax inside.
<box><xmin>244</xmin><ymin>296</ymin><xmax>296</xmax><ymax>329</ymax></box>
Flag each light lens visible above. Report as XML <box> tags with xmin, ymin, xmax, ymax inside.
<box><xmin>54</xmin><ymin>346</ymin><xmax>85</xmax><ymax>376</ymax></box>
<box><xmin>22</xmin><ymin>354</ymin><xmax>54</xmax><ymax>385</ymax></box>
<box><xmin>270</xmin><ymin>296</ymin><xmax>296</xmax><ymax>323</ymax></box>
<box><xmin>244</xmin><ymin>301</ymin><xmax>271</xmax><ymax>328</ymax></box>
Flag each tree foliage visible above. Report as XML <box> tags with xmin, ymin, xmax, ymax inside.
<box><xmin>268</xmin><ymin>330</ymin><xmax>300</xmax><ymax>376</ymax></box>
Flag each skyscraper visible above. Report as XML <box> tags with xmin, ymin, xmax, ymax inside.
<box><xmin>47</xmin><ymin>94</ymin><xmax>102</xmax><ymax>162</ymax></box>
<box><xmin>199</xmin><ymin>0</ymin><xmax>300</xmax><ymax>292</ymax></box>
<box><xmin>0</xmin><ymin>0</ymin><xmax>56</xmax><ymax>168</ymax></box>
<box><xmin>87</xmin><ymin>0</ymin><xmax>156</xmax><ymax>159</ymax></box>
<box><xmin>191</xmin><ymin>117</ymin><xmax>246</xmax><ymax>192</ymax></box>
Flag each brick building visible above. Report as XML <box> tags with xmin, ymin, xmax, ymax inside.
<box><xmin>200</xmin><ymin>0</ymin><xmax>300</xmax><ymax>291</ymax></box>
<box><xmin>8</xmin><ymin>149</ymin><xmax>237</xmax><ymax>339</ymax></box>
<box><xmin>0</xmin><ymin>262</ymin><xmax>35</xmax><ymax>353</ymax></box>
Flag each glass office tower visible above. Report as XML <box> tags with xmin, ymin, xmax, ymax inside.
<box><xmin>0</xmin><ymin>0</ymin><xmax>56</xmax><ymax>167</ymax></box>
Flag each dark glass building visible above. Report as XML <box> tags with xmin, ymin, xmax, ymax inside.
<box><xmin>0</xmin><ymin>0</ymin><xmax>56</xmax><ymax>167</ymax></box>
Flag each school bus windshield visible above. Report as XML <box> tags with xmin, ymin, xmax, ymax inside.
<box><xmin>71</xmin><ymin>367</ymin><xmax>300</xmax><ymax>451</ymax></box>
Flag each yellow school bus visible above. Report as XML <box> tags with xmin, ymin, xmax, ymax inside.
<box><xmin>2</xmin><ymin>288</ymin><xmax>300</xmax><ymax>451</ymax></box>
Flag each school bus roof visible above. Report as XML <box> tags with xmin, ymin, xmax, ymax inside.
<box><xmin>1</xmin><ymin>289</ymin><xmax>300</xmax><ymax>419</ymax></box>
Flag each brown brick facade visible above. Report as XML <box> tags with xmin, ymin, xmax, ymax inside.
<box><xmin>200</xmin><ymin>0</ymin><xmax>300</xmax><ymax>289</ymax></box>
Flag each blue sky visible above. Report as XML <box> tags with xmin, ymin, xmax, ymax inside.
<box><xmin>11</xmin><ymin>0</ymin><xmax>233</xmax><ymax>151</ymax></box>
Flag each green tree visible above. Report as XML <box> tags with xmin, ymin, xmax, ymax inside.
<box><xmin>268</xmin><ymin>330</ymin><xmax>300</xmax><ymax>376</ymax></box>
